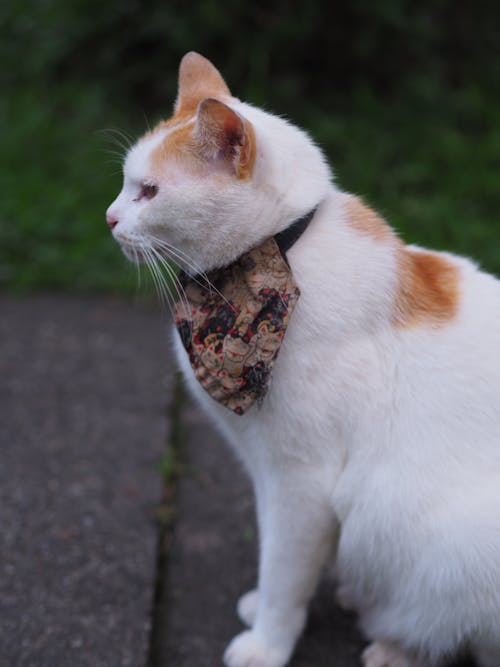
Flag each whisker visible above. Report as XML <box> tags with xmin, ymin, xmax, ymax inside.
<box><xmin>102</xmin><ymin>139</ymin><xmax>129</xmax><ymax>156</ymax></box>
<box><xmin>97</xmin><ymin>128</ymin><xmax>135</xmax><ymax>151</ymax></box>
<box><xmin>143</xmin><ymin>247</ymin><xmax>169</xmax><ymax>310</ymax></box>
<box><xmin>148</xmin><ymin>235</ymin><xmax>236</xmax><ymax>314</ymax></box>
<box><xmin>132</xmin><ymin>247</ymin><xmax>142</xmax><ymax>290</ymax></box>
<box><xmin>147</xmin><ymin>235</ymin><xmax>208</xmax><ymax>277</ymax></box>
<box><xmin>152</xmin><ymin>244</ymin><xmax>208</xmax><ymax>293</ymax></box>
<box><xmin>143</xmin><ymin>252</ymin><xmax>162</xmax><ymax>302</ymax></box>
<box><xmin>146</xmin><ymin>235</ymin><xmax>216</xmax><ymax>296</ymax></box>
<box><xmin>155</xmin><ymin>251</ymin><xmax>216</xmax><ymax>341</ymax></box>
<box><xmin>150</xmin><ymin>246</ymin><xmax>193</xmax><ymax>341</ymax></box>
<box><xmin>101</xmin><ymin>147</ymin><xmax>127</xmax><ymax>157</ymax></box>
<box><xmin>146</xmin><ymin>248</ymin><xmax>178</xmax><ymax>321</ymax></box>
<box><xmin>147</xmin><ymin>249</ymin><xmax>171</xmax><ymax>305</ymax></box>
<box><xmin>142</xmin><ymin>111</ymin><xmax>152</xmax><ymax>133</ymax></box>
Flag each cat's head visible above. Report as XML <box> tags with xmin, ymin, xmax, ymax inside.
<box><xmin>106</xmin><ymin>52</ymin><xmax>330</xmax><ymax>273</ymax></box>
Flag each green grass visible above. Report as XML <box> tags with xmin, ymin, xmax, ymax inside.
<box><xmin>0</xmin><ymin>83</ymin><xmax>141</xmax><ymax>292</ymax></box>
<box><xmin>2</xmin><ymin>82</ymin><xmax>500</xmax><ymax>293</ymax></box>
<box><xmin>306</xmin><ymin>85</ymin><xmax>500</xmax><ymax>275</ymax></box>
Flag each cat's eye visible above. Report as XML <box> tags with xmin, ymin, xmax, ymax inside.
<box><xmin>135</xmin><ymin>183</ymin><xmax>158</xmax><ymax>202</ymax></box>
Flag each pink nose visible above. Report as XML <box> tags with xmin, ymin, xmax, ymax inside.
<box><xmin>106</xmin><ymin>210</ymin><xmax>118</xmax><ymax>230</ymax></box>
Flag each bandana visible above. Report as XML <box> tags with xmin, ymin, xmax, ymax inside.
<box><xmin>174</xmin><ymin>209</ymin><xmax>316</xmax><ymax>415</ymax></box>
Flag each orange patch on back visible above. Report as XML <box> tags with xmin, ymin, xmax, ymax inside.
<box><xmin>344</xmin><ymin>196</ymin><xmax>396</xmax><ymax>244</ymax></box>
<box><xmin>343</xmin><ymin>195</ymin><xmax>461</xmax><ymax>328</ymax></box>
<box><xmin>394</xmin><ymin>248</ymin><xmax>461</xmax><ymax>328</ymax></box>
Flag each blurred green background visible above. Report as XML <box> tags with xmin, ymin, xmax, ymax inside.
<box><xmin>2</xmin><ymin>0</ymin><xmax>500</xmax><ymax>293</ymax></box>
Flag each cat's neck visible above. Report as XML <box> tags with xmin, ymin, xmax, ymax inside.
<box><xmin>286</xmin><ymin>188</ymin><xmax>401</xmax><ymax>343</ymax></box>
<box><xmin>287</xmin><ymin>187</ymin><xmax>461</xmax><ymax>345</ymax></box>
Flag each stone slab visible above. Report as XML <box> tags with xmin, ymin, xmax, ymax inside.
<box><xmin>0</xmin><ymin>295</ymin><xmax>171</xmax><ymax>667</ymax></box>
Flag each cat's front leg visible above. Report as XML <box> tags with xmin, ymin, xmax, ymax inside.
<box><xmin>237</xmin><ymin>588</ymin><xmax>259</xmax><ymax>627</ymax></box>
<box><xmin>224</xmin><ymin>469</ymin><xmax>336</xmax><ymax>667</ymax></box>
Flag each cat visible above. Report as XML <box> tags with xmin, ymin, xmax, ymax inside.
<box><xmin>106</xmin><ymin>52</ymin><xmax>500</xmax><ymax>667</ymax></box>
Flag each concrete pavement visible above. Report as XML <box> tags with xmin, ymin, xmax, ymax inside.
<box><xmin>0</xmin><ymin>295</ymin><xmax>169</xmax><ymax>667</ymax></box>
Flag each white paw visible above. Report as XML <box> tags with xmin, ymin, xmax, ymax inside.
<box><xmin>224</xmin><ymin>630</ymin><xmax>289</xmax><ymax>667</ymax></box>
<box><xmin>362</xmin><ymin>641</ymin><xmax>425</xmax><ymax>667</ymax></box>
<box><xmin>237</xmin><ymin>589</ymin><xmax>259</xmax><ymax>627</ymax></box>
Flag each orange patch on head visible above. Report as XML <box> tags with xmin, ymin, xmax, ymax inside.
<box><xmin>394</xmin><ymin>248</ymin><xmax>461</xmax><ymax>329</ymax></box>
<box><xmin>344</xmin><ymin>196</ymin><xmax>396</xmax><ymax>244</ymax></box>
<box><xmin>147</xmin><ymin>52</ymin><xmax>230</xmax><ymax>136</ymax></box>
<box><xmin>149</xmin><ymin>97</ymin><xmax>256</xmax><ymax>181</ymax></box>
<box><xmin>145</xmin><ymin>54</ymin><xmax>255</xmax><ymax>180</ymax></box>
<box><xmin>149</xmin><ymin>120</ymin><xmax>197</xmax><ymax>176</ymax></box>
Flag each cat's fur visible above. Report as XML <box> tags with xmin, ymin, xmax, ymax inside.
<box><xmin>106</xmin><ymin>52</ymin><xmax>500</xmax><ymax>667</ymax></box>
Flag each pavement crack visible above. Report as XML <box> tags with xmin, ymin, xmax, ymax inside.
<box><xmin>147</xmin><ymin>372</ymin><xmax>186</xmax><ymax>667</ymax></box>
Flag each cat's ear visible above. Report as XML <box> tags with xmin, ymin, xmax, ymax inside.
<box><xmin>176</xmin><ymin>52</ymin><xmax>231</xmax><ymax>114</ymax></box>
<box><xmin>194</xmin><ymin>98</ymin><xmax>255</xmax><ymax>179</ymax></box>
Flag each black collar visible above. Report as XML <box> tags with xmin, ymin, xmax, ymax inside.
<box><xmin>274</xmin><ymin>206</ymin><xmax>318</xmax><ymax>258</ymax></box>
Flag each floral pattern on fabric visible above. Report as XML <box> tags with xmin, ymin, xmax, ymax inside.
<box><xmin>174</xmin><ymin>237</ymin><xmax>301</xmax><ymax>415</ymax></box>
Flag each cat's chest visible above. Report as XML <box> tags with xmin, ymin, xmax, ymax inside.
<box><xmin>171</xmin><ymin>317</ymin><xmax>391</xmax><ymax>461</ymax></box>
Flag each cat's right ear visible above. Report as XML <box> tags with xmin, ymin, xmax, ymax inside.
<box><xmin>194</xmin><ymin>98</ymin><xmax>255</xmax><ymax>180</ymax></box>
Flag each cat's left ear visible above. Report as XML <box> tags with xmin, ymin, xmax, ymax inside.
<box><xmin>176</xmin><ymin>52</ymin><xmax>231</xmax><ymax>113</ymax></box>
<box><xmin>194</xmin><ymin>98</ymin><xmax>255</xmax><ymax>180</ymax></box>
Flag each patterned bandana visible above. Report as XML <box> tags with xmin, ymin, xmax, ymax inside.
<box><xmin>174</xmin><ymin>209</ymin><xmax>316</xmax><ymax>415</ymax></box>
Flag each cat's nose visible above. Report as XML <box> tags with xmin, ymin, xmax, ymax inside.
<box><xmin>106</xmin><ymin>210</ymin><xmax>118</xmax><ymax>230</ymax></box>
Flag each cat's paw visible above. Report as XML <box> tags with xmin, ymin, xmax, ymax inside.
<box><xmin>237</xmin><ymin>589</ymin><xmax>259</xmax><ymax>627</ymax></box>
<box><xmin>224</xmin><ymin>630</ymin><xmax>289</xmax><ymax>667</ymax></box>
<box><xmin>362</xmin><ymin>641</ymin><xmax>427</xmax><ymax>667</ymax></box>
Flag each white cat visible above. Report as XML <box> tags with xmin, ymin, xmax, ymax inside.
<box><xmin>106</xmin><ymin>52</ymin><xmax>500</xmax><ymax>667</ymax></box>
